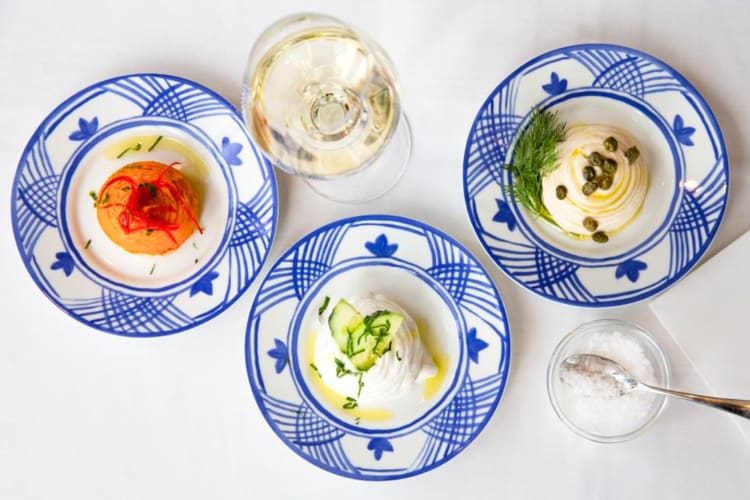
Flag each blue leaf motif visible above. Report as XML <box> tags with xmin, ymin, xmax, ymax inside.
<box><xmin>615</xmin><ymin>259</ymin><xmax>648</xmax><ymax>283</ymax></box>
<box><xmin>190</xmin><ymin>271</ymin><xmax>219</xmax><ymax>296</ymax></box>
<box><xmin>69</xmin><ymin>117</ymin><xmax>99</xmax><ymax>141</ymax></box>
<box><xmin>267</xmin><ymin>338</ymin><xmax>288</xmax><ymax>374</ymax></box>
<box><xmin>542</xmin><ymin>72</ymin><xmax>567</xmax><ymax>95</ymax></box>
<box><xmin>50</xmin><ymin>252</ymin><xmax>74</xmax><ymax>277</ymax></box>
<box><xmin>367</xmin><ymin>438</ymin><xmax>394</xmax><ymax>461</ymax></box>
<box><xmin>365</xmin><ymin>234</ymin><xmax>398</xmax><ymax>257</ymax></box>
<box><xmin>466</xmin><ymin>327</ymin><xmax>489</xmax><ymax>364</ymax></box>
<box><xmin>673</xmin><ymin>115</ymin><xmax>695</xmax><ymax>146</ymax></box>
<box><xmin>221</xmin><ymin>137</ymin><xmax>243</xmax><ymax>166</ymax></box>
<box><xmin>492</xmin><ymin>199</ymin><xmax>516</xmax><ymax>231</ymax></box>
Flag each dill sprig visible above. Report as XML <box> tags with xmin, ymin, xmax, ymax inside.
<box><xmin>505</xmin><ymin>109</ymin><xmax>567</xmax><ymax>224</ymax></box>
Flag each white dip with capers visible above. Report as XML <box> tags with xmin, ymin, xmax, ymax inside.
<box><xmin>541</xmin><ymin>125</ymin><xmax>648</xmax><ymax>240</ymax></box>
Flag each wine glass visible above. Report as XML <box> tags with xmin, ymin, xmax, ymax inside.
<box><xmin>241</xmin><ymin>13</ymin><xmax>412</xmax><ymax>203</ymax></box>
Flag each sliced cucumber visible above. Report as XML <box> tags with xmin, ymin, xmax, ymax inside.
<box><xmin>328</xmin><ymin>299</ymin><xmax>405</xmax><ymax>371</ymax></box>
<box><xmin>328</xmin><ymin>299</ymin><xmax>363</xmax><ymax>353</ymax></box>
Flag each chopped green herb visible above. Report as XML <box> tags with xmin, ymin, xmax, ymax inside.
<box><xmin>139</xmin><ymin>182</ymin><xmax>157</xmax><ymax>198</ymax></box>
<box><xmin>309</xmin><ymin>363</ymin><xmax>321</xmax><ymax>377</ymax></box>
<box><xmin>354</xmin><ymin>417</ymin><xmax>361</xmax><ymax>425</ymax></box>
<box><xmin>149</xmin><ymin>263</ymin><xmax>156</xmax><ymax>275</ymax></box>
<box><xmin>194</xmin><ymin>258</ymin><xmax>199</xmax><ymax>264</ymax></box>
<box><xmin>192</xmin><ymin>242</ymin><xmax>198</xmax><ymax>250</ymax></box>
<box><xmin>318</xmin><ymin>296</ymin><xmax>331</xmax><ymax>316</ymax></box>
<box><xmin>396</xmin><ymin>351</ymin><xmax>402</xmax><ymax>362</ymax></box>
<box><xmin>357</xmin><ymin>373</ymin><xmax>364</xmax><ymax>398</ymax></box>
<box><xmin>116</xmin><ymin>142</ymin><xmax>142</xmax><ymax>159</ymax></box>
<box><xmin>99</xmin><ymin>192</ymin><xmax>109</xmax><ymax>205</ymax></box>
<box><xmin>84</xmin><ymin>239</ymin><xmax>92</xmax><ymax>249</ymax></box>
<box><xmin>145</xmin><ymin>229</ymin><xmax>154</xmax><ymax>236</ymax></box>
<box><xmin>147</xmin><ymin>135</ymin><xmax>163</xmax><ymax>152</ymax></box>
<box><xmin>121</xmin><ymin>186</ymin><xmax>131</xmax><ymax>192</ymax></box>
<box><xmin>88</xmin><ymin>191</ymin><xmax>97</xmax><ymax>203</ymax></box>
<box><xmin>343</xmin><ymin>397</ymin><xmax>358</xmax><ymax>410</ymax></box>
<box><xmin>335</xmin><ymin>358</ymin><xmax>354</xmax><ymax>378</ymax></box>
<box><xmin>504</xmin><ymin>109</ymin><xmax>567</xmax><ymax>225</ymax></box>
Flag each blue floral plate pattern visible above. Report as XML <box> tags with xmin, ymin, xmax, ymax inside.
<box><xmin>246</xmin><ymin>215</ymin><xmax>510</xmax><ymax>480</ymax></box>
<box><xmin>464</xmin><ymin>44</ymin><xmax>728</xmax><ymax>307</ymax></box>
<box><xmin>12</xmin><ymin>74</ymin><xmax>277</xmax><ymax>336</ymax></box>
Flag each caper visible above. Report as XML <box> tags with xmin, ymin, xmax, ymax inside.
<box><xmin>604</xmin><ymin>136</ymin><xmax>618</xmax><ymax>152</ymax></box>
<box><xmin>598</xmin><ymin>175</ymin><xmax>613</xmax><ymax>190</ymax></box>
<box><xmin>625</xmin><ymin>146</ymin><xmax>640</xmax><ymax>164</ymax></box>
<box><xmin>589</xmin><ymin>151</ymin><xmax>603</xmax><ymax>166</ymax></box>
<box><xmin>582</xmin><ymin>181</ymin><xmax>598</xmax><ymax>196</ymax></box>
<box><xmin>602</xmin><ymin>158</ymin><xmax>618</xmax><ymax>175</ymax></box>
<box><xmin>592</xmin><ymin>231</ymin><xmax>609</xmax><ymax>243</ymax></box>
<box><xmin>583</xmin><ymin>217</ymin><xmax>599</xmax><ymax>232</ymax></box>
<box><xmin>556</xmin><ymin>185</ymin><xmax>567</xmax><ymax>200</ymax></box>
<box><xmin>583</xmin><ymin>165</ymin><xmax>596</xmax><ymax>181</ymax></box>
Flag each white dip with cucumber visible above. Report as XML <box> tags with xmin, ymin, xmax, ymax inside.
<box><xmin>313</xmin><ymin>295</ymin><xmax>437</xmax><ymax>406</ymax></box>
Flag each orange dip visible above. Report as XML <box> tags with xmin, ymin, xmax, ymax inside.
<box><xmin>96</xmin><ymin>161</ymin><xmax>202</xmax><ymax>255</ymax></box>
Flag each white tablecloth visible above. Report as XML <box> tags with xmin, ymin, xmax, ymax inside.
<box><xmin>2</xmin><ymin>1</ymin><xmax>748</xmax><ymax>498</ymax></box>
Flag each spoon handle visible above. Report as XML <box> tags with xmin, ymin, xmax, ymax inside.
<box><xmin>641</xmin><ymin>384</ymin><xmax>750</xmax><ymax>419</ymax></box>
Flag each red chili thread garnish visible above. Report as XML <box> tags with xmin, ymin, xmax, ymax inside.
<box><xmin>98</xmin><ymin>162</ymin><xmax>203</xmax><ymax>243</ymax></box>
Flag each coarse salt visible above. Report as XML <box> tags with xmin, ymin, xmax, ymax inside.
<box><xmin>556</xmin><ymin>330</ymin><xmax>658</xmax><ymax>437</ymax></box>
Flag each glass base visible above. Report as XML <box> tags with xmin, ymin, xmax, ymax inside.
<box><xmin>304</xmin><ymin>114</ymin><xmax>412</xmax><ymax>203</ymax></box>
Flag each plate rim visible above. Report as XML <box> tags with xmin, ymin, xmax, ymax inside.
<box><xmin>244</xmin><ymin>213</ymin><xmax>512</xmax><ymax>481</ymax></box>
<box><xmin>462</xmin><ymin>42</ymin><xmax>730</xmax><ymax>308</ymax></box>
<box><xmin>11</xmin><ymin>72</ymin><xmax>279</xmax><ymax>336</ymax></box>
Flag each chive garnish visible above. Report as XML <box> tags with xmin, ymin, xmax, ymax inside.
<box><xmin>310</xmin><ymin>363</ymin><xmax>321</xmax><ymax>377</ymax></box>
<box><xmin>84</xmin><ymin>239</ymin><xmax>91</xmax><ymax>249</ymax></box>
<box><xmin>88</xmin><ymin>191</ymin><xmax>97</xmax><ymax>203</ymax></box>
<box><xmin>335</xmin><ymin>358</ymin><xmax>354</xmax><ymax>378</ymax></box>
<box><xmin>116</xmin><ymin>142</ymin><xmax>142</xmax><ymax>159</ymax></box>
<box><xmin>149</xmin><ymin>263</ymin><xmax>156</xmax><ymax>275</ymax></box>
<box><xmin>139</xmin><ymin>182</ymin><xmax>157</xmax><ymax>197</ymax></box>
<box><xmin>147</xmin><ymin>135</ymin><xmax>163</xmax><ymax>152</ymax></box>
<box><xmin>318</xmin><ymin>296</ymin><xmax>331</xmax><ymax>316</ymax></box>
<box><xmin>343</xmin><ymin>397</ymin><xmax>358</xmax><ymax>410</ymax></box>
<box><xmin>194</xmin><ymin>258</ymin><xmax>199</xmax><ymax>264</ymax></box>
<box><xmin>396</xmin><ymin>351</ymin><xmax>402</xmax><ymax>362</ymax></box>
<box><xmin>145</xmin><ymin>229</ymin><xmax>154</xmax><ymax>236</ymax></box>
<box><xmin>99</xmin><ymin>192</ymin><xmax>109</xmax><ymax>205</ymax></box>
<box><xmin>354</xmin><ymin>417</ymin><xmax>361</xmax><ymax>425</ymax></box>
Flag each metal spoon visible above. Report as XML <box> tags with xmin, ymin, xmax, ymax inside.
<box><xmin>560</xmin><ymin>353</ymin><xmax>750</xmax><ymax>419</ymax></box>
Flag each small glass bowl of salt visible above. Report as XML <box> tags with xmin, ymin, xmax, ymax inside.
<box><xmin>547</xmin><ymin>319</ymin><xmax>671</xmax><ymax>443</ymax></box>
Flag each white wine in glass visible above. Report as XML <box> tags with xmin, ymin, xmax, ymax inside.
<box><xmin>242</xmin><ymin>13</ymin><xmax>412</xmax><ymax>202</ymax></box>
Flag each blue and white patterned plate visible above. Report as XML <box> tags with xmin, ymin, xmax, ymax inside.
<box><xmin>246</xmin><ymin>215</ymin><xmax>510</xmax><ymax>480</ymax></box>
<box><xmin>464</xmin><ymin>44</ymin><xmax>728</xmax><ymax>307</ymax></box>
<box><xmin>11</xmin><ymin>74</ymin><xmax>277</xmax><ymax>336</ymax></box>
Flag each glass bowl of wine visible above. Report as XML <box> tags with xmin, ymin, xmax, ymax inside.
<box><xmin>242</xmin><ymin>12</ymin><xmax>412</xmax><ymax>203</ymax></box>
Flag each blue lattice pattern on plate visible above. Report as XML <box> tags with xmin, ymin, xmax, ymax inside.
<box><xmin>463</xmin><ymin>44</ymin><xmax>728</xmax><ymax>307</ymax></box>
<box><xmin>12</xmin><ymin>74</ymin><xmax>277</xmax><ymax>335</ymax></box>
<box><xmin>246</xmin><ymin>215</ymin><xmax>510</xmax><ymax>480</ymax></box>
